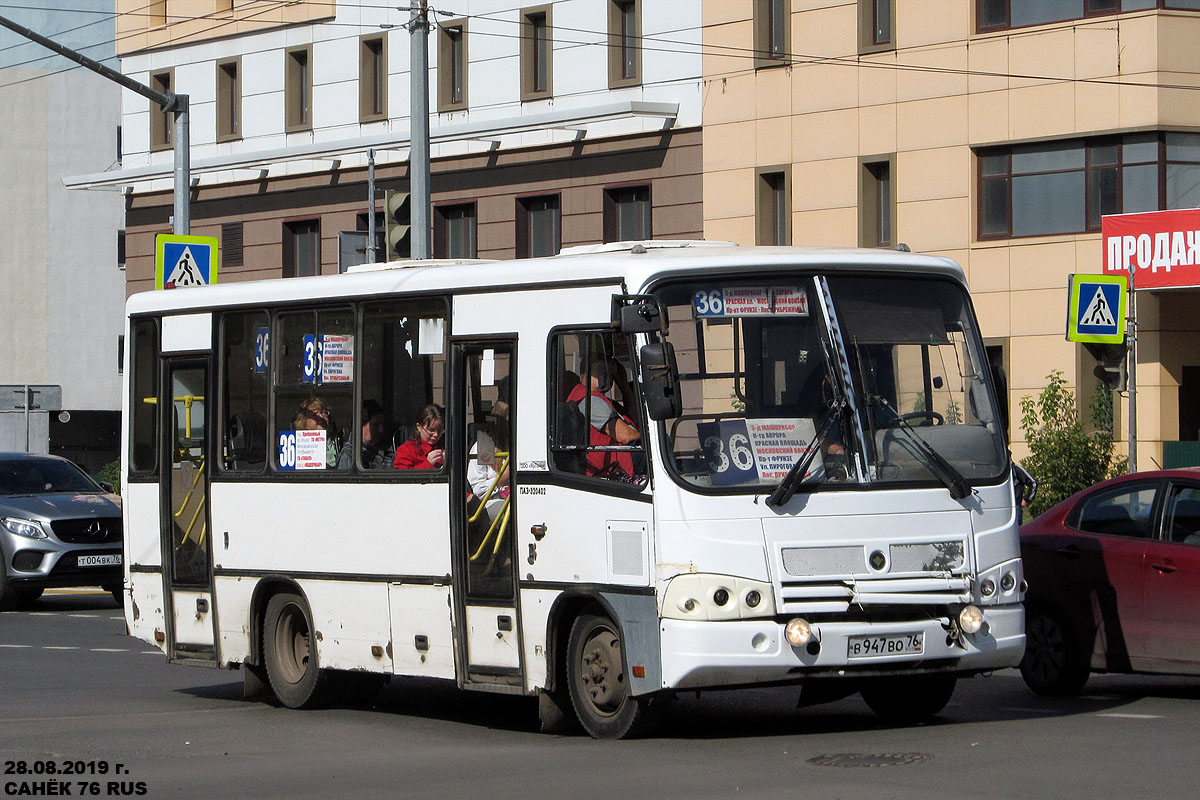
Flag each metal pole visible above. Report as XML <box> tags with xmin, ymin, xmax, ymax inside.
<box><xmin>408</xmin><ymin>1</ymin><xmax>432</xmax><ymax>259</ymax></box>
<box><xmin>367</xmin><ymin>148</ymin><xmax>378</xmax><ymax>263</ymax></box>
<box><xmin>23</xmin><ymin>385</ymin><xmax>30</xmax><ymax>453</ymax></box>
<box><xmin>1127</xmin><ymin>266</ymin><xmax>1137</xmax><ymax>473</ymax></box>
<box><xmin>0</xmin><ymin>14</ymin><xmax>190</xmax><ymax>238</ymax></box>
<box><xmin>173</xmin><ymin>96</ymin><xmax>190</xmax><ymax>235</ymax></box>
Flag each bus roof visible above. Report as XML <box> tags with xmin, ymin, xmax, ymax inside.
<box><xmin>125</xmin><ymin>243</ymin><xmax>966</xmax><ymax>316</ymax></box>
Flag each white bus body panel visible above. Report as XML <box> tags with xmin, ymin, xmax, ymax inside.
<box><xmin>464</xmin><ymin>606</ymin><xmax>521</xmax><ymax>669</ymax></box>
<box><xmin>127</xmin><ymin>569</ymin><xmax>166</xmax><ymax>651</ymax></box>
<box><xmin>171</xmin><ymin>589</ymin><xmax>215</xmax><ymax>646</ymax></box>
<box><xmin>124</xmin><ymin>483</ymin><xmax>162</xmax><ymax>567</ymax></box>
<box><xmin>388</xmin><ymin>583</ymin><xmax>456</xmax><ymax>679</ymax></box>
<box><xmin>301</xmin><ymin>580</ymin><xmax>395</xmax><ymax>672</ymax></box>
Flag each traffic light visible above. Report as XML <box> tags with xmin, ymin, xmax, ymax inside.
<box><xmin>383</xmin><ymin>189</ymin><xmax>411</xmax><ymax>260</ymax></box>
<box><xmin>1085</xmin><ymin>341</ymin><xmax>1127</xmax><ymax>392</ymax></box>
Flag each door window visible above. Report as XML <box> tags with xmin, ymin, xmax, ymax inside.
<box><xmin>169</xmin><ymin>365</ymin><xmax>210</xmax><ymax>585</ymax></box>
<box><xmin>462</xmin><ymin>346</ymin><xmax>514</xmax><ymax>600</ymax></box>
<box><xmin>1075</xmin><ymin>483</ymin><xmax>1158</xmax><ymax>539</ymax></box>
<box><xmin>1164</xmin><ymin>485</ymin><xmax>1200</xmax><ymax>546</ymax></box>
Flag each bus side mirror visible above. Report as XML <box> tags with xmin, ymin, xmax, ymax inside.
<box><xmin>639</xmin><ymin>342</ymin><xmax>681</xmax><ymax>420</ymax></box>
<box><xmin>612</xmin><ymin>294</ymin><xmax>667</xmax><ymax>334</ymax></box>
<box><xmin>989</xmin><ymin>362</ymin><xmax>1009</xmax><ymax>439</ymax></box>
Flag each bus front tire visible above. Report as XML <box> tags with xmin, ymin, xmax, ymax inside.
<box><xmin>263</xmin><ymin>591</ymin><xmax>336</xmax><ymax>709</ymax></box>
<box><xmin>860</xmin><ymin>675</ymin><xmax>957</xmax><ymax>723</ymax></box>
<box><xmin>1020</xmin><ymin>607</ymin><xmax>1090</xmax><ymax>696</ymax></box>
<box><xmin>566</xmin><ymin>612</ymin><xmax>651</xmax><ymax>739</ymax></box>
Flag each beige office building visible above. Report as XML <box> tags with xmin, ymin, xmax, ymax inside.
<box><xmin>702</xmin><ymin>1</ymin><xmax>1200</xmax><ymax>467</ymax></box>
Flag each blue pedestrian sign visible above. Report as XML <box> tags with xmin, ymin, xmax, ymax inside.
<box><xmin>1066</xmin><ymin>273</ymin><xmax>1127</xmax><ymax>344</ymax></box>
<box><xmin>155</xmin><ymin>234</ymin><xmax>219</xmax><ymax>290</ymax></box>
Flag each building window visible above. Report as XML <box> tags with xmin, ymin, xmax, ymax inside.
<box><xmin>860</xmin><ymin>157</ymin><xmax>894</xmax><ymax>248</ymax></box>
<box><xmin>521</xmin><ymin>6</ymin><xmax>553</xmax><ymax>100</ymax></box>
<box><xmin>976</xmin><ymin>1</ymin><xmax>1197</xmax><ymax>33</ymax></box>
<box><xmin>608</xmin><ymin>0</ymin><xmax>640</xmax><ymax>88</ymax></box>
<box><xmin>116</xmin><ymin>125</ymin><xmax>122</xmax><ymax>163</ymax></box>
<box><xmin>978</xmin><ymin>133</ymin><xmax>1200</xmax><ymax>240</ymax></box>
<box><xmin>285</xmin><ymin>46</ymin><xmax>313</xmax><ymax>132</ymax></box>
<box><xmin>117</xmin><ymin>335</ymin><xmax>125</xmax><ymax>374</ymax></box>
<box><xmin>117</xmin><ymin>229</ymin><xmax>126</xmax><ymax>271</ymax></box>
<box><xmin>148</xmin><ymin>1</ymin><xmax>166</xmax><ymax>27</ymax></box>
<box><xmin>756</xmin><ymin>169</ymin><xmax>791</xmax><ymax>246</ymax></box>
<box><xmin>754</xmin><ymin>0</ymin><xmax>790</xmax><ymax>67</ymax></box>
<box><xmin>516</xmin><ymin>195</ymin><xmax>561</xmax><ymax>258</ymax></box>
<box><xmin>434</xmin><ymin>203</ymin><xmax>477</xmax><ymax>258</ymax></box>
<box><xmin>859</xmin><ymin>0</ymin><xmax>894</xmax><ymax>52</ymax></box>
<box><xmin>604</xmin><ymin>186</ymin><xmax>651</xmax><ymax>243</ymax></box>
<box><xmin>437</xmin><ymin>20</ymin><xmax>467</xmax><ymax>111</ymax></box>
<box><xmin>222</xmin><ymin>222</ymin><xmax>244</xmax><ymax>267</ymax></box>
<box><xmin>149</xmin><ymin>69</ymin><xmax>172</xmax><ymax>151</ymax></box>
<box><xmin>283</xmin><ymin>220</ymin><xmax>321</xmax><ymax>277</ymax></box>
<box><xmin>216</xmin><ymin>58</ymin><xmax>241</xmax><ymax>142</ymax></box>
<box><xmin>360</xmin><ymin>35</ymin><xmax>387</xmax><ymax>122</ymax></box>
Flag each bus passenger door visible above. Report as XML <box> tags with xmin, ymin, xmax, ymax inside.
<box><xmin>160</xmin><ymin>360</ymin><xmax>217</xmax><ymax>664</ymax></box>
<box><xmin>450</xmin><ymin>340</ymin><xmax>522</xmax><ymax>688</ymax></box>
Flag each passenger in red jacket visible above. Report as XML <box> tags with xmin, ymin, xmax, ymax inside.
<box><xmin>393</xmin><ymin>404</ymin><xmax>445</xmax><ymax>469</ymax></box>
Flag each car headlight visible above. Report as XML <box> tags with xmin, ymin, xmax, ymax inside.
<box><xmin>2</xmin><ymin>517</ymin><xmax>48</xmax><ymax>539</ymax></box>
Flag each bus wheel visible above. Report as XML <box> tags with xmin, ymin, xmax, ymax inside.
<box><xmin>1020</xmin><ymin>607</ymin><xmax>1089</xmax><ymax>697</ymax></box>
<box><xmin>860</xmin><ymin>675</ymin><xmax>957</xmax><ymax>723</ymax></box>
<box><xmin>263</xmin><ymin>591</ymin><xmax>335</xmax><ymax>709</ymax></box>
<box><xmin>566</xmin><ymin>613</ymin><xmax>648</xmax><ymax>739</ymax></box>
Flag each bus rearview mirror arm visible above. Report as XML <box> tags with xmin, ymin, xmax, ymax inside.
<box><xmin>612</xmin><ymin>294</ymin><xmax>668</xmax><ymax>335</ymax></box>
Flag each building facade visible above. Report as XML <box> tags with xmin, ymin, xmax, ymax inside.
<box><xmin>702</xmin><ymin>0</ymin><xmax>1200</xmax><ymax>465</ymax></box>
<box><xmin>0</xmin><ymin>2</ymin><xmax>125</xmax><ymax>472</ymax></box>
<box><xmin>85</xmin><ymin>1</ymin><xmax>703</xmax><ymax>294</ymax></box>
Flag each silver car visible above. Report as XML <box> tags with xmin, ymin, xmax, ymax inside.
<box><xmin>0</xmin><ymin>453</ymin><xmax>123</xmax><ymax>611</ymax></box>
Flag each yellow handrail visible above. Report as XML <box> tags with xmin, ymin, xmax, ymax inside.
<box><xmin>174</xmin><ymin>456</ymin><xmax>207</xmax><ymax>549</ymax></box>
<box><xmin>468</xmin><ymin>451</ymin><xmax>511</xmax><ymax>569</ymax></box>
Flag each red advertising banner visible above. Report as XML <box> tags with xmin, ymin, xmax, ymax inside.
<box><xmin>1102</xmin><ymin>209</ymin><xmax>1200</xmax><ymax>290</ymax></box>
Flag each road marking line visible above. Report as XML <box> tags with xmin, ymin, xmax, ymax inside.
<box><xmin>141</xmin><ymin>650</ymin><xmax>163</xmax><ymax>655</ymax></box>
<box><xmin>1096</xmin><ymin>712</ymin><xmax>1163</xmax><ymax>719</ymax></box>
<box><xmin>68</xmin><ymin>614</ymin><xmax>99</xmax><ymax>618</ymax></box>
<box><xmin>43</xmin><ymin>646</ymin><xmax>80</xmax><ymax>650</ymax></box>
<box><xmin>90</xmin><ymin>648</ymin><xmax>128</xmax><ymax>652</ymax></box>
<box><xmin>0</xmin><ymin>644</ymin><xmax>33</xmax><ymax>648</ymax></box>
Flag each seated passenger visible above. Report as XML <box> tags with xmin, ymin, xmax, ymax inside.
<box><xmin>468</xmin><ymin>400</ymin><xmax>510</xmax><ymax>502</ymax></box>
<box><xmin>565</xmin><ymin>358</ymin><xmax>640</xmax><ymax>480</ymax></box>
<box><xmin>294</xmin><ymin>397</ymin><xmax>340</xmax><ymax>468</ymax></box>
<box><xmin>393</xmin><ymin>404</ymin><xmax>445</xmax><ymax>469</ymax></box>
<box><xmin>337</xmin><ymin>400</ymin><xmax>393</xmax><ymax>470</ymax></box>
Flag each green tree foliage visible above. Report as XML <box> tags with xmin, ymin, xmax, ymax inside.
<box><xmin>1019</xmin><ymin>371</ymin><xmax>1125</xmax><ymax>518</ymax></box>
<box><xmin>96</xmin><ymin>458</ymin><xmax>121</xmax><ymax>496</ymax></box>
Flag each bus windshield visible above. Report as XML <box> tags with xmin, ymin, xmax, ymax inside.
<box><xmin>654</xmin><ymin>273</ymin><xmax>1008</xmax><ymax>493</ymax></box>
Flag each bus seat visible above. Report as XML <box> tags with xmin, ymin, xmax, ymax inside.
<box><xmin>553</xmin><ymin>401</ymin><xmax>588</xmax><ymax>474</ymax></box>
<box><xmin>227</xmin><ymin>411</ymin><xmax>266</xmax><ymax>469</ymax></box>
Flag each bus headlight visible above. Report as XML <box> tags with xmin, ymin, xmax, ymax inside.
<box><xmin>661</xmin><ymin>574</ymin><xmax>777</xmax><ymax>620</ymax></box>
<box><xmin>958</xmin><ymin>605</ymin><xmax>984</xmax><ymax>634</ymax></box>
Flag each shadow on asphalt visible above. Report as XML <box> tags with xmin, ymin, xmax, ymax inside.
<box><xmin>15</xmin><ymin>591</ymin><xmax>121</xmax><ymax>613</ymax></box>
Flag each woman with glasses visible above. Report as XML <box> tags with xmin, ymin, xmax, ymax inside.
<box><xmin>393</xmin><ymin>404</ymin><xmax>446</xmax><ymax>469</ymax></box>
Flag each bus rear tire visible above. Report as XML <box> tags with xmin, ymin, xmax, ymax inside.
<box><xmin>860</xmin><ymin>675</ymin><xmax>957</xmax><ymax>723</ymax></box>
<box><xmin>566</xmin><ymin>612</ymin><xmax>650</xmax><ymax>739</ymax></box>
<box><xmin>263</xmin><ymin>591</ymin><xmax>336</xmax><ymax>709</ymax></box>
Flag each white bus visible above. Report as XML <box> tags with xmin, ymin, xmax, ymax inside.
<box><xmin>121</xmin><ymin>242</ymin><xmax>1024</xmax><ymax>738</ymax></box>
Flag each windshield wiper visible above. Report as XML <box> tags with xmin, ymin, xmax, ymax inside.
<box><xmin>766</xmin><ymin>401</ymin><xmax>844</xmax><ymax>507</ymax></box>
<box><xmin>870</xmin><ymin>397</ymin><xmax>971</xmax><ymax>500</ymax></box>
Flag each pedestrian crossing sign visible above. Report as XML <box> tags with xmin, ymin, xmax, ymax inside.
<box><xmin>155</xmin><ymin>234</ymin><xmax>219</xmax><ymax>290</ymax></box>
<box><xmin>1067</xmin><ymin>273</ymin><xmax>1127</xmax><ymax>344</ymax></box>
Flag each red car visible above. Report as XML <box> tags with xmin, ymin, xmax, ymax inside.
<box><xmin>1019</xmin><ymin>468</ymin><xmax>1200</xmax><ymax>695</ymax></box>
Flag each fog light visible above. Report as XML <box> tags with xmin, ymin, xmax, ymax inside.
<box><xmin>745</xmin><ymin>590</ymin><xmax>762</xmax><ymax>608</ymax></box>
<box><xmin>678</xmin><ymin>597</ymin><xmax>698</xmax><ymax>613</ymax></box>
<box><xmin>713</xmin><ymin>588</ymin><xmax>729</xmax><ymax>606</ymax></box>
<box><xmin>1000</xmin><ymin>573</ymin><xmax>1016</xmax><ymax>592</ymax></box>
<box><xmin>980</xmin><ymin>579</ymin><xmax>996</xmax><ymax>597</ymax></box>
<box><xmin>784</xmin><ymin>618</ymin><xmax>813</xmax><ymax>646</ymax></box>
<box><xmin>959</xmin><ymin>605</ymin><xmax>984</xmax><ymax>634</ymax></box>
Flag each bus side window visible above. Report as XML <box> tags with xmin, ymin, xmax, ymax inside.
<box><xmin>129</xmin><ymin>317</ymin><xmax>160</xmax><ymax>475</ymax></box>
<box><xmin>548</xmin><ymin>331</ymin><xmax>646</xmax><ymax>485</ymax></box>
<box><xmin>219</xmin><ymin>311</ymin><xmax>269</xmax><ymax>472</ymax></box>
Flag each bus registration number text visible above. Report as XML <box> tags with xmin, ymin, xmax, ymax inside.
<box><xmin>847</xmin><ymin>632</ymin><xmax>923</xmax><ymax>659</ymax></box>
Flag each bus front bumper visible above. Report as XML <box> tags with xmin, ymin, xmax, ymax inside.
<box><xmin>657</xmin><ymin>605</ymin><xmax>1024</xmax><ymax>690</ymax></box>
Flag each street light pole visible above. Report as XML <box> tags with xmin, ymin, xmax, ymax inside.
<box><xmin>406</xmin><ymin>1</ymin><xmax>432</xmax><ymax>259</ymax></box>
<box><xmin>0</xmin><ymin>13</ymin><xmax>190</xmax><ymax>234</ymax></box>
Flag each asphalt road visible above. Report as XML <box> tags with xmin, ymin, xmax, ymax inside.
<box><xmin>2</xmin><ymin>592</ymin><xmax>1198</xmax><ymax>799</ymax></box>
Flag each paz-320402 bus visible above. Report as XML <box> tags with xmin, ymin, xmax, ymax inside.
<box><xmin>121</xmin><ymin>242</ymin><xmax>1024</xmax><ymax>738</ymax></box>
